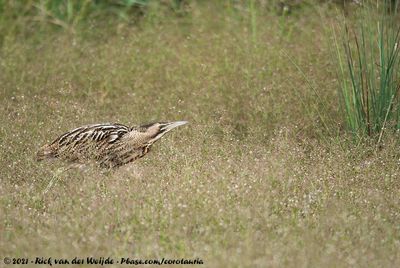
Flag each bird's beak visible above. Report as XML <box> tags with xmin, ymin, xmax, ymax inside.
<box><xmin>161</xmin><ymin>121</ymin><xmax>188</xmax><ymax>132</ymax></box>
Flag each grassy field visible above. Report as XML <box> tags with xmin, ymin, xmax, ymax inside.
<box><xmin>1</xmin><ymin>1</ymin><xmax>400</xmax><ymax>267</ymax></box>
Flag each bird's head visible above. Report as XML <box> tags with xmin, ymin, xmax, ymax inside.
<box><xmin>142</xmin><ymin>121</ymin><xmax>188</xmax><ymax>144</ymax></box>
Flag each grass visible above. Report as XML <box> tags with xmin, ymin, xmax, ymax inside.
<box><xmin>1</xmin><ymin>1</ymin><xmax>400</xmax><ymax>267</ymax></box>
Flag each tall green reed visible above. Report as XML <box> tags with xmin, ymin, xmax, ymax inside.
<box><xmin>249</xmin><ymin>0</ymin><xmax>257</xmax><ymax>45</ymax></box>
<box><xmin>334</xmin><ymin>0</ymin><xmax>400</xmax><ymax>141</ymax></box>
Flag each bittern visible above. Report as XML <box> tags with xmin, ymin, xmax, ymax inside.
<box><xmin>37</xmin><ymin>121</ymin><xmax>188</xmax><ymax>168</ymax></box>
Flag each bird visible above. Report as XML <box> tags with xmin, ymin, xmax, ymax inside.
<box><xmin>37</xmin><ymin>121</ymin><xmax>188</xmax><ymax>168</ymax></box>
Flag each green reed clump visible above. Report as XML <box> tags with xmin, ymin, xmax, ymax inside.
<box><xmin>334</xmin><ymin>0</ymin><xmax>400</xmax><ymax>140</ymax></box>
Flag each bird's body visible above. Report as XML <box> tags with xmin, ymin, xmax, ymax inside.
<box><xmin>37</xmin><ymin>121</ymin><xmax>188</xmax><ymax>168</ymax></box>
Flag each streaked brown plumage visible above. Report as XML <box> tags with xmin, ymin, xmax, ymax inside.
<box><xmin>37</xmin><ymin>121</ymin><xmax>188</xmax><ymax>168</ymax></box>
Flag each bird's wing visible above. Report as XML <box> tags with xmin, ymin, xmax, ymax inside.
<box><xmin>38</xmin><ymin>123</ymin><xmax>131</xmax><ymax>161</ymax></box>
<box><xmin>56</xmin><ymin>123</ymin><xmax>130</xmax><ymax>146</ymax></box>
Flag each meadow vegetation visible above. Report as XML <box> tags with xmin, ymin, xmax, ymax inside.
<box><xmin>1</xmin><ymin>1</ymin><xmax>399</xmax><ymax>267</ymax></box>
